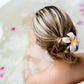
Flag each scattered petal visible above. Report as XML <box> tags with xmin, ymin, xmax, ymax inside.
<box><xmin>0</xmin><ymin>67</ymin><xmax>4</xmax><ymax>70</ymax></box>
<box><xmin>0</xmin><ymin>73</ymin><xmax>5</xmax><ymax>78</ymax></box>
<box><xmin>67</xmin><ymin>32</ymin><xmax>75</xmax><ymax>38</ymax></box>
<box><xmin>77</xmin><ymin>21</ymin><xmax>83</xmax><ymax>25</ymax></box>
<box><xmin>62</xmin><ymin>37</ymin><xmax>70</xmax><ymax>43</ymax></box>
<box><xmin>75</xmin><ymin>37</ymin><xmax>78</xmax><ymax>41</ymax></box>
<box><xmin>80</xmin><ymin>4</ymin><xmax>84</xmax><ymax>7</ymax></box>
<box><xmin>82</xmin><ymin>13</ymin><xmax>84</xmax><ymax>16</ymax></box>
<box><xmin>10</xmin><ymin>27</ymin><xmax>15</xmax><ymax>31</ymax></box>
<box><xmin>80</xmin><ymin>9</ymin><xmax>84</xmax><ymax>12</ymax></box>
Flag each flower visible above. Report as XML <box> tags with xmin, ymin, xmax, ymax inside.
<box><xmin>62</xmin><ymin>32</ymin><xmax>79</xmax><ymax>52</ymax></box>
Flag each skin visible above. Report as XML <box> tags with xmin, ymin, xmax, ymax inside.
<box><xmin>23</xmin><ymin>32</ymin><xmax>84</xmax><ymax>84</ymax></box>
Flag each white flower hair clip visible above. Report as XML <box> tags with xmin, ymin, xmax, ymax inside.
<box><xmin>62</xmin><ymin>32</ymin><xmax>79</xmax><ymax>52</ymax></box>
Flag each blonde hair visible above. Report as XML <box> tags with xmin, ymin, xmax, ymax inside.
<box><xmin>32</xmin><ymin>6</ymin><xmax>79</xmax><ymax>64</ymax></box>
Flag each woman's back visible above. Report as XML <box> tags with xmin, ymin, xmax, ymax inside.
<box><xmin>28</xmin><ymin>55</ymin><xmax>84</xmax><ymax>84</ymax></box>
<box><xmin>28</xmin><ymin>61</ymin><xmax>72</xmax><ymax>84</ymax></box>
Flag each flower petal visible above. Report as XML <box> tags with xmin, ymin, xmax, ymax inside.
<box><xmin>70</xmin><ymin>43</ymin><xmax>76</xmax><ymax>52</ymax></box>
<box><xmin>0</xmin><ymin>67</ymin><xmax>4</xmax><ymax>70</ymax></box>
<box><xmin>62</xmin><ymin>37</ymin><xmax>70</xmax><ymax>43</ymax></box>
<box><xmin>75</xmin><ymin>37</ymin><xmax>78</xmax><ymax>41</ymax></box>
<box><xmin>0</xmin><ymin>73</ymin><xmax>5</xmax><ymax>78</ymax></box>
<box><xmin>10</xmin><ymin>27</ymin><xmax>15</xmax><ymax>31</ymax></box>
<box><xmin>77</xmin><ymin>21</ymin><xmax>83</xmax><ymax>25</ymax></box>
<box><xmin>76</xmin><ymin>41</ymin><xmax>79</xmax><ymax>47</ymax></box>
<box><xmin>67</xmin><ymin>32</ymin><xmax>75</xmax><ymax>38</ymax></box>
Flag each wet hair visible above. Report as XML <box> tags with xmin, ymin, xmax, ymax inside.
<box><xmin>32</xmin><ymin>6</ymin><xmax>79</xmax><ymax>64</ymax></box>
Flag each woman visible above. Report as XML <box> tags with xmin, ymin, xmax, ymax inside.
<box><xmin>23</xmin><ymin>6</ymin><xmax>84</xmax><ymax>84</ymax></box>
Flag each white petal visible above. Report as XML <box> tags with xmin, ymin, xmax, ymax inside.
<box><xmin>75</xmin><ymin>37</ymin><xmax>78</xmax><ymax>42</ymax></box>
<box><xmin>67</xmin><ymin>32</ymin><xmax>75</xmax><ymax>38</ymax></box>
<box><xmin>62</xmin><ymin>37</ymin><xmax>70</xmax><ymax>43</ymax></box>
<box><xmin>76</xmin><ymin>41</ymin><xmax>79</xmax><ymax>47</ymax></box>
<box><xmin>70</xmin><ymin>43</ymin><xmax>76</xmax><ymax>52</ymax></box>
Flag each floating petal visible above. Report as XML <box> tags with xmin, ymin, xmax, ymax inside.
<box><xmin>77</xmin><ymin>21</ymin><xmax>83</xmax><ymax>25</ymax></box>
<box><xmin>10</xmin><ymin>27</ymin><xmax>15</xmax><ymax>31</ymax></box>
<box><xmin>80</xmin><ymin>4</ymin><xmax>84</xmax><ymax>7</ymax></box>
<box><xmin>80</xmin><ymin>9</ymin><xmax>84</xmax><ymax>12</ymax></box>
<box><xmin>0</xmin><ymin>73</ymin><xmax>5</xmax><ymax>78</ymax></box>
<box><xmin>82</xmin><ymin>13</ymin><xmax>84</xmax><ymax>16</ymax></box>
<box><xmin>0</xmin><ymin>67</ymin><xmax>4</xmax><ymax>70</ymax></box>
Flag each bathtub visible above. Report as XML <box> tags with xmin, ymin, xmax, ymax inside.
<box><xmin>0</xmin><ymin>0</ymin><xmax>84</xmax><ymax>84</ymax></box>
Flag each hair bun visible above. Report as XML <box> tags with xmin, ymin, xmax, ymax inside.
<box><xmin>47</xmin><ymin>37</ymin><xmax>66</xmax><ymax>59</ymax></box>
<box><xmin>47</xmin><ymin>37</ymin><xmax>79</xmax><ymax>64</ymax></box>
<box><xmin>63</xmin><ymin>51</ymin><xmax>79</xmax><ymax>64</ymax></box>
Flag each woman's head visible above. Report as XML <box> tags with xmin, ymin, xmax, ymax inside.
<box><xmin>32</xmin><ymin>6</ymin><xmax>79</xmax><ymax>64</ymax></box>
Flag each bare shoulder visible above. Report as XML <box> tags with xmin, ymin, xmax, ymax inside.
<box><xmin>27</xmin><ymin>68</ymin><xmax>47</xmax><ymax>84</ymax></box>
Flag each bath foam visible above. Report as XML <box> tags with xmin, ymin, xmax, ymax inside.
<box><xmin>0</xmin><ymin>23</ymin><xmax>3</xmax><ymax>40</ymax></box>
